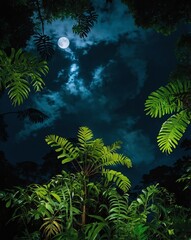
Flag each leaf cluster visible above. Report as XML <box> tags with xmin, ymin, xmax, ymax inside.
<box><xmin>145</xmin><ymin>33</ymin><xmax>191</xmax><ymax>153</ymax></box>
<box><xmin>122</xmin><ymin>0</ymin><xmax>191</xmax><ymax>35</ymax></box>
<box><xmin>0</xmin><ymin>48</ymin><xmax>49</xmax><ymax>106</ymax></box>
<box><xmin>45</xmin><ymin>126</ymin><xmax>132</xmax><ymax>192</ymax></box>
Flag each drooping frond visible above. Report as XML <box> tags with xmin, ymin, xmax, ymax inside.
<box><xmin>104</xmin><ymin>189</ymin><xmax>133</xmax><ymax>238</ymax></box>
<box><xmin>0</xmin><ymin>48</ymin><xmax>49</xmax><ymax>105</ymax></box>
<box><xmin>72</xmin><ymin>5</ymin><xmax>98</xmax><ymax>38</ymax></box>
<box><xmin>106</xmin><ymin>188</ymin><xmax>129</xmax><ymax>221</ymax></box>
<box><xmin>40</xmin><ymin>217</ymin><xmax>63</xmax><ymax>238</ymax></box>
<box><xmin>17</xmin><ymin>108</ymin><xmax>48</xmax><ymax>123</ymax></box>
<box><xmin>7</xmin><ymin>79</ymin><xmax>30</xmax><ymax>106</ymax></box>
<box><xmin>34</xmin><ymin>33</ymin><xmax>55</xmax><ymax>60</ymax></box>
<box><xmin>103</xmin><ymin>169</ymin><xmax>131</xmax><ymax>192</ymax></box>
<box><xmin>157</xmin><ymin>110</ymin><xmax>190</xmax><ymax>153</ymax></box>
<box><xmin>45</xmin><ymin>135</ymin><xmax>79</xmax><ymax>164</ymax></box>
<box><xmin>145</xmin><ymin>80</ymin><xmax>191</xmax><ymax>118</ymax></box>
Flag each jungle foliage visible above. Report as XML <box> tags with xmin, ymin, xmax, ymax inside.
<box><xmin>0</xmin><ymin>48</ymin><xmax>48</xmax><ymax>106</ymax></box>
<box><xmin>0</xmin><ymin>1</ymin><xmax>191</xmax><ymax>239</ymax></box>
<box><xmin>145</xmin><ymin>33</ymin><xmax>191</xmax><ymax>153</ymax></box>
<box><xmin>1</xmin><ymin>127</ymin><xmax>190</xmax><ymax>239</ymax></box>
<box><xmin>1</xmin><ymin>180</ymin><xmax>187</xmax><ymax>240</ymax></box>
<box><xmin>122</xmin><ymin>0</ymin><xmax>191</xmax><ymax>35</ymax></box>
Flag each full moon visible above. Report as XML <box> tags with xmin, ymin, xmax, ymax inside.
<box><xmin>57</xmin><ymin>37</ymin><xmax>70</xmax><ymax>49</ymax></box>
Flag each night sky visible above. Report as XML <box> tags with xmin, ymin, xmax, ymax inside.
<box><xmin>1</xmin><ymin>0</ymin><xmax>191</xmax><ymax>186</ymax></box>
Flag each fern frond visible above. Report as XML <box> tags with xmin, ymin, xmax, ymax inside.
<box><xmin>0</xmin><ymin>48</ymin><xmax>48</xmax><ymax>105</ymax></box>
<box><xmin>103</xmin><ymin>169</ymin><xmax>131</xmax><ymax>192</ymax></box>
<box><xmin>78</xmin><ymin>126</ymin><xmax>93</xmax><ymax>143</ymax></box>
<box><xmin>72</xmin><ymin>6</ymin><xmax>98</xmax><ymax>38</ymax></box>
<box><xmin>77</xmin><ymin>126</ymin><xmax>94</xmax><ymax>151</ymax></box>
<box><xmin>106</xmin><ymin>188</ymin><xmax>129</xmax><ymax>220</ymax></box>
<box><xmin>7</xmin><ymin>78</ymin><xmax>30</xmax><ymax>106</ymax></box>
<box><xmin>103</xmin><ymin>152</ymin><xmax>132</xmax><ymax>168</ymax></box>
<box><xmin>145</xmin><ymin>80</ymin><xmax>191</xmax><ymax>118</ymax></box>
<box><xmin>40</xmin><ymin>217</ymin><xmax>63</xmax><ymax>239</ymax></box>
<box><xmin>157</xmin><ymin>110</ymin><xmax>190</xmax><ymax>153</ymax></box>
<box><xmin>45</xmin><ymin>135</ymin><xmax>79</xmax><ymax>164</ymax></box>
<box><xmin>107</xmin><ymin>141</ymin><xmax>122</xmax><ymax>152</ymax></box>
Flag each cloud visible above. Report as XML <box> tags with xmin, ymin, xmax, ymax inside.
<box><xmin>90</xmin><ymin>59</ymin><xmax>115</xmax><ymax>89</ymax></box>
<box><xmin>40</xmin><ymin>0</ymin><xmax>147</xmax><ymax>50</ymax></box>
<box><xmin>61</xmin><ymin>62</ymin><xmax>91</xmax><ymax>99</ymax></box>
<box><xmin>117</xmin><ymin>43</ymin><xmax>148</xmax><ymax>97</ymax></box>
<box><xmin>18</xmin><ymin>0</ymin><xmax>149</xmax><ymax>145</ymax></box>
<box><xmin>90</xmin><ymin>65</ymin><xmax>105</xmax><ymax>89</ymax></box>
<box><xmin>16</xmin><ymin>90</ymin><xmax>66</xmax><ymax>140</ymax></box>
<box><xmin>118</xmin><ymin>128</ymin><xmax>156</xmax><ymax>164</ymax></box>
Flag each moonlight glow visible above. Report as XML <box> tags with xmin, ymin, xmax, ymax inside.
<box><xmin>57</xmin><ymin>37</ymin><xmax>70</xmax><ymax>49</ymax></box>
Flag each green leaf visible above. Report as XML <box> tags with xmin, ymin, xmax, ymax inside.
<box><xmin>45</xmin><ymin>202</ymin><xmax>54</xmax><ymax>214</ymax></box>
<box><xmin>50</xmin><ymin>192</ymin><xmax>61</xmax><ymax>203</ymax></box>
<box><xmin>145</xmin><ymin>80</ymin><xmax>191</xmax><ymax>118</ymax></box>
<box><xmin>6</xmin><ymin>199</ymin><xmax>12</xmax><ymax>208</ymax></box>
<box><xmin>0</xmin><ymin>48</ymin><xmax>48</xmax><ymax>106</ymax></box>
<box><xmin>157</xmin><ymin>110</ymin><xmax>190</xmax><ymax>153</ymax></box>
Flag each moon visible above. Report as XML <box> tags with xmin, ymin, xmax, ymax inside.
<box><xmin>57</xmin><ymin>37</ymin><xmax>70</xmax><ymax>49</ymax></box>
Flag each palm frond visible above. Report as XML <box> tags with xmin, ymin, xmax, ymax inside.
<box><xmin>157</xmin><ymin>110</ymin><xmax>190</xmax><ymax>153</ymax></box>
<box><xmin>145</xmin><ymin>80</ymin><xmax>191</xmax><ymax>118</ymax></box>
<box><xmin>45</xmin><ymin>135</ymin><xmax>79</xmax><ymax>164</ymax></box>
<box><xmin>103</xmin><ymin>169</ymin><xmax>131</xmax><ymax>192</ymax></box>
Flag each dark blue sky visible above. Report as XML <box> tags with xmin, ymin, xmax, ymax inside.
<box><xmin>1</xmin><ymin>0</ymin><xmax>190</xmax><ymax>186</ymax></box>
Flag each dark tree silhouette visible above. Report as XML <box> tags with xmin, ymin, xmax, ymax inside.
<box><xmin>141</xmin><ymin>156</ymin><xmax>191</xmax><ymax>207</ymax></box>
<box><xmin>0</xmin><ymin>108</ymin><xmax>48</xmax><ymax>142</ymax></box>
<box><xmin>122</xmin><ymin>0</ymin><xmax>191</xmax><ymax>35</ymax></box>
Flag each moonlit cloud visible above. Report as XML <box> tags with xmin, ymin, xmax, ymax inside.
<box><xmin>63</xmin><ymin>63</ymin><xmax>91</xmax><ymax>98</ymax></box>
<box><xmin>90</xmin><ymin>66</ymin><xmax>105</xmax><ymax>89</ymax></box>
<box><xmin>13</xmin><ymin>0</ymin><xmax>160</xmax><ymax>173</ymax></box>
<box><xmin>41</xmin><ymin>0</ymin><xmax>147</xmax><ymax>51</ymax></box>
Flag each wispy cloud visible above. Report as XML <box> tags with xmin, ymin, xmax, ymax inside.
<box><xmin>40</xmin><ymin>0</ymin><xmax>147</xmax><ymax>51</ymax></box>
<box><xmin>90</xmin><ymin>65</ymin><xmax>105</xmax><ymax>89</ymax></box>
